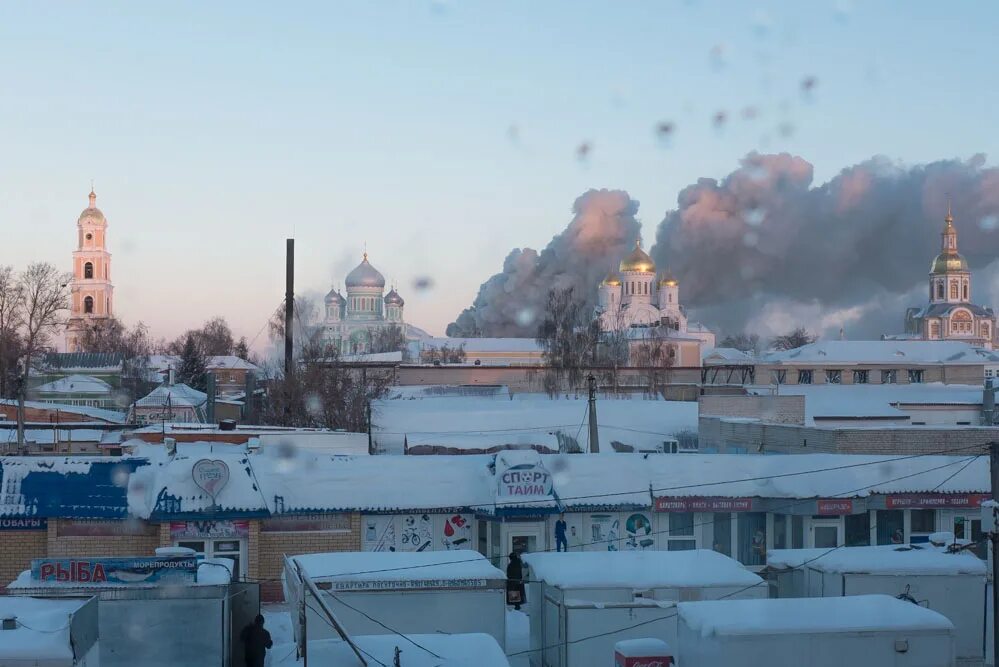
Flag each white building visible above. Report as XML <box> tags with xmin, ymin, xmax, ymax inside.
<box><xmin>65</xmin><ymin>189</ymin><xmax>114</xmax><ymax>352</ymax></box>
<box><xmin>903</xmin><ymin>205</ymin><xmax>997</xmax><ymax>349</ymax></box>
<box><xmin>323</xmin><ymin>252</ymin><xmax>414</xmax><ymax>355</ymax></box>
<box><xmin>596</xmin><ymin>241</ymin><xmax>715</xmax><ymax>350</ymax></box>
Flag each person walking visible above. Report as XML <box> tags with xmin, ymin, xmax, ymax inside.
<box><xmin>506</xmin><ymin>551</ymin><xmax>526</xmax><ymax>611</ymax></box>
<box><xmin>555</xmin><ymin>514</ymin><xmax>568</xmax><ymax>552</ymax></box>
<box><xmin>239</xmin><ymin>614</ymin><xmax>273</xmax><ymax>667</ymax></box>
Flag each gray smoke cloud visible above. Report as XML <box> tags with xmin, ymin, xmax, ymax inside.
<box><xmin>650</xmin><ymin>152</ymin><xmax>999</xmax><ymax>339</ymax></box>
<box><xmin>447</xmin><ymin>189</ymin><xmax>641</xmax><ymax>337</ymax></box>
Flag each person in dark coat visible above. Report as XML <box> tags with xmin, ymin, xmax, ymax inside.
<box><xmin>506</xmin><ymin>551</ymin><xmax>526</xmax><ymax>610</ymax></box>
<box><xmin>239</xmin><ymin>614</ymin><xmax>273</xmax><ymax>667</ymax></box>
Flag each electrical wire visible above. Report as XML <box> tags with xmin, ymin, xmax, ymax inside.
<box><xmin>304</xmin><ymin>600</ymin><xmax>388</xmax><ymax>667</ymax></box>
<box><xmin>323</xmin><ymin>591</ymin><xmax>444</xmax><ymax>660</ymax></box>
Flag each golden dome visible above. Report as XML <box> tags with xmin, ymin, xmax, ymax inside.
<box><xmin>602</xmin><ymin>272</ymin><xmax>621</xmax><ymax>286</ymax></box>
<box><xmin>931</xmin><ymin>252</ymin><xmax>968</xmax><ymax>274</ymax></box>
<box><xmin>659</xmin><ymin>275</ymin><xmax>678</xmax><ymax>287</ymax></box>
<box><xmin>618</xmin><ymin>241</ymin><xmax>655</xmax><ymax>273</ymax></box>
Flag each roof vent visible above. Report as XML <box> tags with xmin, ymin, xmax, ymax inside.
<box><xmin>219</xmin><ymin>419</ymin><xmax>237</xmax><ymax>431</ymax></box>
<box><xmin>2</xmin><ymin>616</ymin><xmax>16</xmax><ymax>631</ymax></box>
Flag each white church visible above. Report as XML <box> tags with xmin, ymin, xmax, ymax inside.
<box><xmin>596</xmin><ymin>241</ymin><xmax>715</xmax><ymax>360</ymax></box>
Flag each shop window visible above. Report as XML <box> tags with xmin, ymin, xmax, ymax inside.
<box><xmin>737</xmin><ymin>512</ymin><xmax>767</xmax><ymax>566</ymax></box>
<box><xmin>772</xmin><ymin>514</ymin><xmax>788</xmax><ymax>550</ymax></box>
<box><xmin>881</xmin><ymin>369</ymin><xmax>897</xmax><ymax>384</ymax></box>
<box><xmin>852</xmin><ymin>369</ymin><xmax>869</xmax><ymax>384</ymax></box>
<box><xmin>876</xmin><ymin>510</ymin><xmax>904</xmax><ymax>545</ymax></box>
<box><xmin>667</xmin><ymin>512</ymin><xmax>696</xmax><ymax>551</ymax></box>
<box><xmin>797</xmin><ymin>369</ymin><xmax>812</xmax><ymax>384</ymax></box>
<box><xmin>792</xmin><ymin>516</ymin><xmax>804</xmax><ymax>549</ymax></box>
<box><xmin>712</xmin><ymin>513</ymin><xmax>732</xmax><ymax>557</ymax></box>
<box><xmin>910</xmin><ymin>509</ymin><xmax>935</xmax><ymax>543</ymax></box>
<box><xmin>845</xmin><ymin>513</ymin><xmax>871</xmax><ymax>546</ymax></box>
<box><xmin>477</xmin><ymin>521</ymin><xmax>488</xmax><ymax>556</ymax></box>
<box><xmin>907</xmin><ymin>369</ymin><xmax>924</xmax><ymax>383</ymax></box>
<box><xmin>825</xmin><ymin>369</ymin><xmax>842</xmax><ymax>384</ymax></box>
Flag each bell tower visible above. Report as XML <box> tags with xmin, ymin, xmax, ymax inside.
<box><xmin>66</xmin><ymin>188</ymin><xmax>114</xmax><ymax>352</ymax></box>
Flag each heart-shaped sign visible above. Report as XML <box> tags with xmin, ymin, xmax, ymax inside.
<box><xmin>192</xmin><ymin>459</ymin><xmax>230</xmax><ymax>500</ymax></box>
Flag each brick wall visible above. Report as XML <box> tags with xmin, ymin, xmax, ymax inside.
<box><xmin>0</xmin><ymin>405</ymin><xmax>109</xmax><ymax>422</ymax></box>
<box><xmin>0</xmin><ymin>530</ymin><xmax>47</xmax><ymax>588</ymax></box>
<box><xmin>255</xmin><ymin>514</ymin><xmax>361</xmax><ymax>601</ymax></box>
<box><xmin>47</xmin><ymin>520</ymin><xmax>161</xmax><ymax>558</ymax></box>
<box><xmin>698</xmin><ymin>395</ymin><xmax>805</xmax><ymax>424</ymax></box>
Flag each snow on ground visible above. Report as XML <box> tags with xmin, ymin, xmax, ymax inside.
<box><xmin>506</xmin><ymin>609</ymin><xmax>530</xmax><ymax>667</ymax></box>
<box><xmin>767</xmin><ymin>544</ymin><xmax>986</xmax><ymax>574</ymax></box>
<box><xmin>0</xmin><ymin>596</ymin><xmax>82</xmax><ymax>661</ymax></box>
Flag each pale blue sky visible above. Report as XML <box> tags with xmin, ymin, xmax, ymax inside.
<box><xmin>1</xmin><ymin>1</ymin><xmax>997</xmax><ymax>345</ymax></box>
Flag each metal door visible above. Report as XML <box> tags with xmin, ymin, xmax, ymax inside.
<box><xmin>229</xmin><ymin>581</ymin><xmax>260</xmax><ymax>667</ymax></box>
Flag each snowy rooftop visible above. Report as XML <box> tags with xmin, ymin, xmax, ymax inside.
<box><xmin>341</xmin><ymin>351</ymin><xmax>404</xmax><ymax>363</ymax></box>
<box><xmin>0</xmin><ymin>596</ymin><xmax>89</xmax><ymax>661</ymax></box>
<box><xmin>270</xmin><ymin>633</ymin><xmax>509</xmax><ymax>667</ymax></box>
<box><xmin>206</xmin><ymin>355</ymin><xmax>260</xmax><ymax>371</ymax></box>
<box><xmin>135</xmin><ymin>383</ymin><xmax>207</xmax><ymax>409</ymax></box>
<box><xmin>405</xmin><ymin>431</ymin><xmax>560</xmax><ymax>454</ymax></box>
<box><xmin>523</xmin><ymin>550</ymin><xmax>764</xmax><ymax>589</ymax></box>
<box><xmin>293</xmin><ymin>550</ymin><xmax>505</xmax><ymax>582</ymax></box>
<box><xmin>767</xmin><ymin>544</ymin><xmax>986</xmax><ymax>575</ymax></box>
<box><xmin>0</xmin><ymin>398</ymin><xmax>127</xmax><ymax>424</ymax></box>
<box><xmin>421</xmin><ymin>337</ymin><xmax>542</xmax><ymax>353</ymax></box>
<box><xmin>678</xmin><ymin>594</ymin><xmax>955</xmax><ymax>636</ymax></box>
<box><xmin>761</xmin><ymin>340</ymin><xmax>999</xmax><ymax>366</ymax></box>
<box><xmin>702</xmin><ymin>347</ymin><xmax>755</xmax><ymax>363</ymax></box>
<box><xmin>33</xmin><ymin>374</ymin><xmax>114</xmax><ymax>395</ymax></box>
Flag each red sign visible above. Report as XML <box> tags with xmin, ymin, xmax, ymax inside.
<box><xmin>654</xmin><ymin>497</ymin><xmax>753</xmax><ymax>513</ymax></box>
<box><xmin>816</xmin><ymin>499</ymin><xmax>854</xmax><ymax>515</ymax></box>
<box><xmin>615</xmin><ymin>654</ymin><xmax>674</xmax><ymax>667</ymax></box>
<box><xmin>884</xmin><ymin>494</ymin><xmax>988</xmax><ymax>509</ymax></box>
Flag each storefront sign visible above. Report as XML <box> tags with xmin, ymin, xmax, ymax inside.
<box><xmin>496</xmin><ymin>457</ymin><xmax>553</xmax><ymax>499</ymax></box>
<box><xmin>58</xmin><ymin>519</ymin><xmax>155</xmax><ymax>537</ymax></box>
<box><xmin>328</xmin><ymin>578</ymin><xmax>492</xmax><ymax>592</ymax></box>
<box><xmin>169</xmin><ymin>519</ymin><xmax>249</xmax><ymax>539</ymax></box>
<box><xmin>654</xmin><ymin>497</ymin><xmax>754</xmax><ymax>512</ymax></box>
<box><xmin>192</xmin><ymin>459</ymin><xmax>230</xmax><ymax>502</ymax></box>
<box><xmin>884</xmin><ymin>494</ymin><xmax>988</xmax><ymax>509</ymax></box>
<box><xmin>31</xmin><ymin>556</ymin><xmax>196</xmax><ymax>585</ymax></box>
<box><xmin>0</xmin><ymin>517</ymin><xmax>47</xmax><ymax>531</ymax></box>
<box><xmin>262</xmin><ymin>514</ymin><xmax>351</xmax><ymax>533</ymax></box>
<box><xmin>816</xmin><ymin>499</ymin><xmax>854</xmax><ymax>515</ymax></box>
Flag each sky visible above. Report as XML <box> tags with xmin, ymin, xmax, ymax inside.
<box><xmin>1</xmin><ymin>1</ymin><xmax>997</xmax><ymax>349</ymax></box>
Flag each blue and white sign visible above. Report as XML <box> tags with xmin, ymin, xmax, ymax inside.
<box><xmin>31</xmin><ymin>556</ymin><xmax>197</xmax><ymax>585</ymax></box>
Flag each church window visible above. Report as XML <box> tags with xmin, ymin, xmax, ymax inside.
<box><xmin>85</xmin><ymin>233</ymin><xmax>92</xmax><ymax>241</ymax></box>
<box><xmin>668</xmin><ymin>293</ymin><xmax>672</xmax><ymax>303</ymax></box>
<box><xmin>950</xmin><ymin>281</ymin><xmax>958</xmax><ymax>299</ymax></box>
<box><xmin>84</xmin><ymin>296</ymin><xmax>94</xmax><ymax>314</ymax></box>
<box><xmin>984</xmin><ymin>324</ymin><xmax>991</xmax><ymax>339</ymax></box>
<box><xmin>84</xmin><ymin>262</ymin><xmax>93</xmax><ymax>279</ymax></box>
<box><xmin>963</xmin><ymin>283</ymin><xmax>969</xmax><ymax>300</ymax></box>
<box><xmin>937</xmin><ymin>282</ymin><xmax>944</xmax><ymax>299</ymax></box>
<box><xmin>644</xmin><ymin>282</ymin><xmax>648</xmax><ymax>295</ymax></box>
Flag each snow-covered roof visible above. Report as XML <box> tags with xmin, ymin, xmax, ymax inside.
<box><xmin>270</xmin><ymin>634</ymin><xmax>509</xmax><ymax>667</ymax></box>
<box><xmin>385</xmin><ymin>384</ymin><xmax>511</xmax><ymax>400</ymax></box>
<box><xmin>405</xmin><ymin>431</ymin><xmax>560</xmax><ymax>455</ymax></box>
<box><xmin>421</xmin><ymin>337</ymin><xmax>542</xmax><ymax>353</ymax></box>
<box><xmin>678</xmin><ymin>595</ymin><xmax>955</xmax><ymax>636</ymax></box>
<box><xmin>135</xmin><ymin>384</ymin><xmax>207</xmax><ymax>409</ymax></box>
<box><xmin>206</xmin><ymin>355</ymin><xmax>260</xmax><ymax>372</ymax></box>
<box><xmin>762</xmin><ymin>340</ymin><xmax>999</xmax><ymax>366</ymax></box>
<box><xmin>767</xmin><ymin>545</ymin><xmax>986</xmax><ymax>575</ymax></box>
<box><xmin>293</xmin><ymin>550</ymin><xmax>505</xmax><ymax>583</ymax></box>
<box><xmin>41</xmin><ymin>352</ymin><xmax>124</xmax><ymax>372</ymax></box>
<box><xmin>341</xmin><ymin>351</ymin><xmax>404</xmax><ymax>363</ymax></box>
<box><xmin>0</xmin><ymin>596</ymin><xmax>88</xmax><ymax>662</ymax></box>
<box><xmin>0</xmin><ymin>456</ymin><xmax>145</xmax><ymax>518</ymax></box>
<box><xmin>33</xmin><ymin>374</ymin><xmax>114</xmax><ymax>395</ymax></box>
<box><xmin>523</xmin><ymin>550</ymin><xmax>764</xmax><ymax>589</ymax></box>
<box><xmin>372</xmin><ymin>396</ymin><xmax>697</xmax><ymax>454</ymax></box>
<box><xmin>702</xmin><ymin>347</ymin><xmax>754</xmax><ymax>363</ymax></box>
<box><xmin>0</xmin><ymin>428</ymin><xmax>108</xmax><ymax>445</ymax></box>
<box><xmin>0</xmin><ymin>398</ymin><xmax>127</xmax><ymax>424</ymax></box>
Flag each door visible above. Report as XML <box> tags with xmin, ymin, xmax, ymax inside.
<box><xmin>809</xmin><ymin>519</ymin><xmax>843</xmax><ymax>548</ymax></box>
<box><xmin>176</xmin><ymin>538</ymin><xmax>247</xmax><ymax>580</ymax></box>
<box><xmin>504</xmin><ymin>525</ymin><xmax>544</xmax><ymax>570</ymax></box>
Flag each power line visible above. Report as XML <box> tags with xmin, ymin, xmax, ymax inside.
<box><xmin>325</xmin><ymin>592</ymin><xmax>444</xmax><ymax>660</ymax></box>
<box><xmin>304</xmin><ymin>600</ymin><xmax>388</xmax><ymax>667</ymax></box>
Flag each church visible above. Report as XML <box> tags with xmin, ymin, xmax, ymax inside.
<box><xmin>596</xmin><ymin>241</ymin><xmax>715</xmax><ymax>353</ymax></box>
<box><xmin>903</xmin><ymin>205</ymin><xmax>996</xmax><ymax>349</ymax></box>
<box><xmin>323</xmin><ymin>252</ymin><xmax>414</xmax><ymax>355</ymax></box>
<box><xmin>65</xmin><ymin>189</ymin><xmax>114</xmax><ymax>353</ymax></box>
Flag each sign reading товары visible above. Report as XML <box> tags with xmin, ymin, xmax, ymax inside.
<box><xmin>31</xmin><ymin>556</ymin><xmax>197</xmax><ymax>585</ymax></box>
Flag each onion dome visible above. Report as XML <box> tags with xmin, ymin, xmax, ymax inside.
<box><xmin>345</xmin><ymin>252</ymin><xmax>386</xmax><ymax>288</ymax></box>
<box><xmin>324</xmin><ymin>287</ymin><xmax>345</xmax><ymax>304</ymax></box>
<box><xmin>618</xmin><ymin>240</ymin><xmax>655</xmax><ymax>273</ymax></box>
<box><xmin>384</xmin><ymin>288</ymin><xmax>404</xmax><ymax>306</ymax></box>
<box><xmin>930</xmin><ymin>206</ymin><xmax>969</xmax><ymax>274</ymax></box>
<box><xmin>78</xmin><ymin>189</ymin><xmax>106</xmax><ymax>225</ymax></box>
<box><xmin>601</xmin><ymin>272</ymin><xmax>622</xmax><ymax>286</ymax></box>
<box><xmin>659</xmin><ymin>271</ymin><xmax>678</xmax><ymax>287</ymax></box>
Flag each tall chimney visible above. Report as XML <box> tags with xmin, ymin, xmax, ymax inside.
<box><xmin>285</xmin><ymin>239</ymin><xmax>295</xmax><ymax>376</ymax></box>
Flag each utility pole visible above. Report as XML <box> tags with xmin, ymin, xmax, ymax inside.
<box><xmin>285</xmin><ymin>238</ymin><xmax>295</xmax><ymax>377</ymax></box>
<box><xmin>991</xmin><ymin>441</ymin><xmax>999</xmax><ymax>667</ymax></box>
<box><xmin>587</xmin><ymin>374</ymin><xmax>599</xmax><ymax>453</ymax></box>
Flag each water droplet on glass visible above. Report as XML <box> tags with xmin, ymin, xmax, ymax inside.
<box><xmin>712</xmin><ymin>111</ymin><xmax>727</xmax><ymax>128</ymax></box>
<box><xmin>741</xmin><ymin>106</ymin><xmax>759</xmax><ymax>121</ymax></box>
<box><xmin>507</xmin><ymin>124</ymin><xmax>519</xmax><ymax>144</ymax></box>
<box><xmin>800</xmin><ymin>76</ymin><xmax>818</xmax><ymax>94</ymax></box>
<box><xmin>742</xmin><ymin>207</ymin><xmax>766</xmax><ymax>226</ymax></box>
<box><xmin>655</xmin><ymin>121</ymin><xmax>675</xmax><ymax>140</ymax></box>
<box><xmin>305</xmin><ymin>393</ymin><xmax>322</xmax><ymax>417</ymax></box>
<box><xmin>412</xmin><ymin>276</ymin><xmax>434</xmax><ymax>292</ymax></box>
<box><xmin>576</xmin><ymin>142</ymin><xmax>592</xmax><ymax>161</ymax></box>
<box><xmin>709</xmin><ymin>44</ymin><xmax>727</xmax><ymax>69</ymax></box>
<box><xmin>111</xmin><ymin>464</ymin><xmax>130</xmax><ymax>488</ymax></box>
<box><xmin>980</xmin><ymin>215</ymin><xmax>998</xmax><ymax>231</ymax></box>
<box><xmin>743</xmin><ymin>231</ymin><xmax>759</xmax><ymax>247</ymax></box>
<box><xmin>516</xmin><ymin>308</ymin><xmax>536</xmax><ymax>328</ymax></box>
<box><xmin>778</xmin><ymin>122</ymin><xmax>795</xmax><ymax>138</ymax></box>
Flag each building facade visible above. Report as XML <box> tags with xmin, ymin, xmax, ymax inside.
<box><xmin>323</xmin><ymin>252</ymin><xmax>409</xmax><ymax>355</ymax></box>
<box><xmin>66</xmin><ymin>189</ymin><xmax>114</xmax><ymax>353</ymax></box>
<box><xmin>904</xmin><ymin>206</ymin><xmax>996</xmax><ymax>348</ymax></box>
<box><xmin>597</xmin><ymin>241</ymin><xmax>715</xmax><ymax>352</ymax></box>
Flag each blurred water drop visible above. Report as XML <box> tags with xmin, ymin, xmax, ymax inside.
<box><xmin>980</xmin><ymin>215</ymin><xmax>999</xmax><ymax>231</ymax></box>
<box><xmin>752</xmin><ymin>9</ymin><xmax>774</xmax><ymax>36</ymax></box>
<box><xmin>655</xmin><ymin>121</ymin><xmax>675</xmax><ymax>139</ymax></box>
<box><xmin>740</xmin><ymin>264</ymin><xmax>756</xmax><ymax>280</ymax></box>
<box><xmin>709</xmin><ymin>43</ymin><xmax>727</xmax><ymax>70</ymax></box>
<box><xmin>800</xmin><ymin>76</ymin><xmax>818</xmax><ymax>94</ymax></box>
<box><xmin>742</xmin><ymin>207</ymin><xmax>766</xmax><ymax>226</ymax></box>
<box><xmin>743</xmin><ymin>231</ymin><xmax>759</xmax><ymax>247</ymax></box>
<box><xmin>777</xmin><ymin>122</ymin><xmax>795</xmax><ymax>138</ymax></box>
<box><xmin>305</xmin><ymin>392</ymin><xmax>322</xmax><ymax>418</ymax></box>
<box><xmin>576</xmin><ymin>142</ymin><xmax>592</xmax><ymax>161</ymax></box>
<box><xmin>412</xmin><ymin>276</ymin><xmax>434</xmax><ymax>292</ymax></box>
<box><xmin>712</xmin><ymin>111</ymin><xmax>727</xmax><ymax>128</ymax></box>
<box><xmin>507</xmin><ymin>124</ymin><xmax>520</xmax><ymax>144</ymax></box>
<box><xmin>745</xmin><ymin>159</ymin><xmax>770</xmax><ymax>182</ymax></box>
<box><xmin>111</xmin><ymin>464</ymin><xmax>130</xmax><ymax>488</ymax></box>
<box><xmin>515</xmin><ymin>308</ymin><xmax>536</xmax><ymax>328</ymax></box>
<box><xmin>741</xmin><ymin>106</ymin><xmax>759</xmax><ymax>121</ymax></box>
<box><xmin>834</xmin><ymin>0</ymin><xmax>853</xmax><ymax>22</ymax></box>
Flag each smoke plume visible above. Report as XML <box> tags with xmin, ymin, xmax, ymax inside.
<box><xmin>447</xmin><ymin>189</ymin><xmax>641</xmax><ymax>337</ymax></box>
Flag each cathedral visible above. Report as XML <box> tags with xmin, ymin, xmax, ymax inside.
<box><xmin>596</xmin><ymin>241</ymin><xmax>715</xmax><ymax>348</ymax></box>
<box><xmin>323</xmin><ymin>252</ymin><xmax>410</xmax><ymax>355</ymax></box>
<box><xmin>903</xmin><ymin>205</ymin><xmax>996</xmax><ymax>349</ymax></box>
<box><xmin>65</xmin><ymin>189</ymin><xmax>114</xmax><ymax>353</ymax></box>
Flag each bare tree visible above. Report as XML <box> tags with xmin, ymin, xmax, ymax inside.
<box><xmin>168</xmin><ymin>316</ymin><xmax>237</xmax><ymax>357</ymax></box>
<box><xmin>719</xmin><ymin>332</ymin><xmax>760</xmax><ymax>354</ymax></box>
<box><xmin>77</xmin><ymin>316</ymin><xmax>155</xmax><ymax>407</ymax></box>
<box><xmin>268</xmin><ymin>295</ymin><xmax>322</xmax><ymax>356</ymax></box>
<box><xmin>771</xmin><ymin>327</ymin><xmax>818</xmax><ymax>351</ymax></box>
<box><xmin>630</xmin><ymin>325</ymin><xmax>676</xmax><ymax>398</ymax></box>
<box><xmin>536</xmin><ymin>287</ymin><xmax>600</xmax><ymax>396</ymax></box>
<box><xmin>0</xmin><ymin>266</ymin><xmax>23</xmax><ymax>399</ymax></box>
<box><xmin>422</xmin><ymin>342</ymin><xmax>467</xmax><ymax>364</ymax></box>
<box><xmin>593</xmin><ymin>307</ymin><xmax>630</xmax><ymax>395</ymax></box>
<box><xmin>370</xmin><ymin>324</ymin><xmax>408</xmax><ymax>358</ymax></box>
<box><xmin>15</xmin><ymin>263</ymin><xmax>70</xmax><ymax>446</ymax></box>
